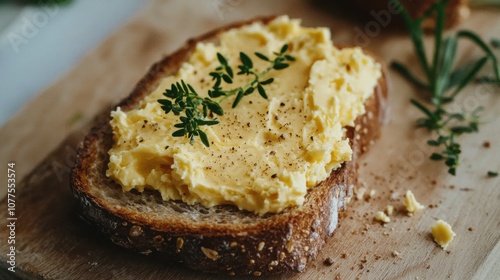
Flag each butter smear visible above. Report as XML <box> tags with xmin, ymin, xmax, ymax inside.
<box><xmin>106</xmin><ymin>16</ymin><xmax>381</xmax><ymax>215</ymax></box>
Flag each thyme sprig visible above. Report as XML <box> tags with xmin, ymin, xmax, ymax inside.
<box><xmin>158</xmin><ymin>44</ymin><xmax>295</xmax><ymax>147</ymax></box>
<box><xmin>391</xmin><ymin>0</ymin><xmax>500</xmax><ymax>175</ymax></box>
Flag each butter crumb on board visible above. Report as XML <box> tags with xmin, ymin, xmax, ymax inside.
<box><xmin>375</xmin><ymin>211</ymin><xmax>390</xmax><ymax>223</ymax></box>
<box><xmin>431</xmin><ymin>220</ymin><xmax>456</xmax><ymax>249</ymax></box>
<box><xmin>404</xmin><ymin>190</ymin><xmax>425</xmax><ymax>214</ymax></box>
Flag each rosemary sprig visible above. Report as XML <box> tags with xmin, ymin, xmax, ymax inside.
<box><xmin>476</xmin><ymin>38</ymin><xmax>500</xmax><ymax>85</ymax></box>
<box><xmin>158</xmin><ymin>44</ymin><xmax>295</xmax><ymax>147</ymax></box>
<box><xmin>391</xmin><ymin>0</ymin><xmax>500</xmax><ymax>175</ymax></box>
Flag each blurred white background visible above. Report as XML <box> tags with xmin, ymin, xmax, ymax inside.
<box><xmin>0</xmin><ymin>0</ymin><xmax>148</xmax><ymax>126</ymax></box>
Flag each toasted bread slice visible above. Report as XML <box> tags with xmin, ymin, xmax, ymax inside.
<box><xmin>70</xmin><ymin>16</ymin><xmax>390</xmax><ymax>275</ymax></box>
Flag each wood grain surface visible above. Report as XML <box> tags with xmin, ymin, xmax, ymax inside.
<box><xmin>1</xmin><ymin>0</ymin><xmax>499</xmax><ymax>279</ymax></box>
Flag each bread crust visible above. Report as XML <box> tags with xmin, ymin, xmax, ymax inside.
<box><xmin>70</xmin><ymin>16</ymin><xmax>390</xmax><ymax>275</ymax></box>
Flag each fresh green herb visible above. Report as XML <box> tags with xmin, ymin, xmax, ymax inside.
<box><xmin>491</xmin><ymin>38</ymin><xmax>500</xmax><ymax>48</ymax></box>
<box><xmin>158</xmin><ymin>44</ymin><xmax>295</xmax><ymax>147</ymax></box>
<box><xmin>476</xmin><ymin>39</ymin><xmax>500</xmax><ymax>84</ymax></box>
<box><xmin>391</xmin><ymin>0</ymin><xmax>500</xmax><ymax>175</ymax></box>
<box><xmin>487</xmin><ymin>171</ymin><xmax>498</xmax><ymax>177</ymax></box>
<box><xmin>476</xmin><ymin>76</ymin><xmax>500</xmax><ymax>85</ymax></box>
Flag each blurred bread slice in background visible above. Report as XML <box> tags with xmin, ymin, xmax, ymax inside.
<box><xmin>331</xmin><ymin>0</ymin><xmax>470</xmax><ymax>30</ymax></box>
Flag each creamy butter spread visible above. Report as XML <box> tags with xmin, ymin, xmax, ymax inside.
<box><xmin>106</xmin><ymin>16</ymin><xmax>381</xmax><ymax>215</ymax></box>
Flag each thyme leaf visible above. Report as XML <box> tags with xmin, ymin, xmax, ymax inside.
<box><xmin>158</xmin><ymin>44</ymin><xmax>294</xmax><ymax>147</ymax></box>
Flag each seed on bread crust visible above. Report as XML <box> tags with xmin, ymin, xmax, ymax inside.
<box><xmin>258</xmin><ymin>242</ymin><xmax>265</xmax><ymax>251</ymax></box>
<box><xmin>286</xmin><ymin>241</ymin><xmax>294</xmax><ymax>253</ymax></box>
<box><xmin>201</xmin><ymin>247</ymin><xmax>219</xmax><ymax>261</ymax></box>
<box><xmin>153</xmin><ymin>235</ymin><xmax>164</xmax><ymax>244</ymax></box>
<box><xmin>129</xmin><ymin>225</ymin><xmax>143</xmax><ymax>237</ymax></box>
<box><xmin>279</xmin><ymin>252</ymin><xmax>286</xmax><ymax>261</ymax></box>
<box><xmin>176</xmin><ymin>237</ymin><xmax>184</xmax><ymax>252</ymax></box>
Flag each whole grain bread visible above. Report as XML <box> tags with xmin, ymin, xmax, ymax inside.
<box><xmin>70</xmin><ymin>16</ymin><xmax>390</xmax><ymax>276</ymax></box>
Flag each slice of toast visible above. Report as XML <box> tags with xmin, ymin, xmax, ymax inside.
<box><xmin>70</xmin><ymin>16</ymin><xmax>390</xmax><ymax>275</ymax></box>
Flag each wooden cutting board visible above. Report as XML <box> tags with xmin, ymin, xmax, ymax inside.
<box><xmin>1</xmin><ymin>0</ymin><xmax>499</xmax><ymax>279</ymax></box>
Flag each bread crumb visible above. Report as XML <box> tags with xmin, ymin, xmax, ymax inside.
<box><xmin>324</xmin><ymin>257</ymin><xmax>335</xmax><ymax>266</ymax></box>
<box><xmin>405</xmin><ymin>190</ymin><xmax>425</xmax><ymax>214</ymax></box>
<box><xmin>431</xmin><ymin>220</ymin><xmax>456</xmax><ymax>249</ymax></box>
<box><xmin>375</xmin><ymin>211</ymin><xmax>391</xmax><ymax>223</ymax></box>
<box><xmin>356</xmin><ymin>187</ymin><xmax>367</xmax><ymax>200</ymax></box>
<box><xmin>390</xmin><ymin>192</ymin><xmax>400</xmax><ymax>201</ymax></box>
<box><xmin>392</xmin><ymin>250</ymin><xmax>400</xmax><ymax>257</ymax></box>
<box><xmin>369</xmin><ymin>189</ymin><xmax>376</xmax><ymax>198</ymax></box>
